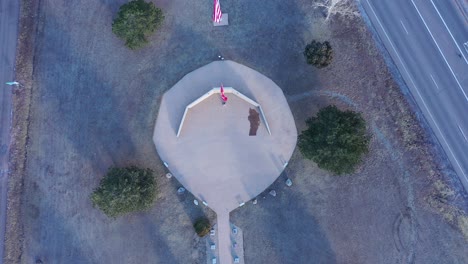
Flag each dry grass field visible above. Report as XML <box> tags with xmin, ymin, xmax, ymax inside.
<box><xmin>5</xmin><ymin>0</ymin><xmax>467</xmax><ymax>263</ymax></box>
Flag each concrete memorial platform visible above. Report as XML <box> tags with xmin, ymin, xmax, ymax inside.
<box><xmin>153</xmin><ymin>60</ymin><xmax>297</xmax><ymax>263</ymax></box>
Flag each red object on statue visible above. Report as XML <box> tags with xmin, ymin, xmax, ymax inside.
<box><xmin>220</xmin><ymin>85</ymin><xmax>228</xmax><ymax>102</ymax></box>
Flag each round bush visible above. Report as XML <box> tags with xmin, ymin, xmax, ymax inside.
<box><xmin>112</xmin><ymin>0</ymin><xmax>164</xmax><ymax>49</ymax></box>
<box><xmin>298</xmin><ymin>105</ymin><xmax>369</xmax><ymax>175</ymax></box>
<box><xmin>303</xmin><ymin>40</ymin><xmax>333</xmax><ymax>68</ymax></box>
<box><xmin>194</xmin><ymin>217</ymin><xmax>211</xmax><ymax>237</ymax></box>
<box><xmin>91</xmin><ymin>166</ymin><xmax>156</xmax><ymax>217</ymax></box>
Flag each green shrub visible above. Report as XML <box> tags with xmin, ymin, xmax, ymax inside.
<box><xmin>112</xmin><ymin>0</ymin><xmax>164</xmax><ymax>49</ymax></box>
<box><xmin>298</xmin><ymin>105</ymin><xmax>369</xmax><ymax>175</ymax></box>
<box><xmin>303</xmin><ymin>40</ymin><xmax>333</xmax><ymax>68</ymax></box>
<box><xmin>194</xmin><ymin>217</ymin><xmax>211</xmax><ymax>237</ymax></box>
<box><xmin>91</xmin><ymin>166</ymin><xmax>156</xmax><ymax>217</ymax></box>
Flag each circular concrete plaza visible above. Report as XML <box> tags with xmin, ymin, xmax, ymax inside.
<box><xmin>153</xmin><ymin>60</ymin><xmax>297</xmax><ymax>214</ymax></box>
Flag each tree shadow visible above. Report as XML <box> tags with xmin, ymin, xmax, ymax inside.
<box><xmin>150</xmin><ymin>0</ymin><xmax>335</xmax><ymax>262</ymax></box>
<box><xmin>22</xmin><ymin>0</ymin><xmax>336</xmax><ymax>263</ymax></box>
<box><xmin>22</xmin><ymin>5</ymin><xmax>206</xmax><ymax>263</ymax></box>
<box><xmin>20</xmin><ymin>204</ymin><xmax>94</xmax><ymax>263</ymax></box>
<box><xmin>232</xmin><ymin>171</ymin><xmax>336</xmax><ymax>264</ymax></box>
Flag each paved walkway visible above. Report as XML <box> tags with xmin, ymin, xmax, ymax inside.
<box><xmin>217</xmin><ymin>213</ymin><xmax>231</xmax><ymax>264</ymax></box>
<box><xmin>154</xmin><ymin>61</ymin><xmax>297</xmax><ymax>263</ymax></box>
<box><xmin>0</xmin><ymin>0</ymin><xmax>19</xmax><ymax>262</ymax></box>
<box><xmin>206</xmin><ymin>219</ymin><xmax>244</xmax><ymax>264</ymax></box>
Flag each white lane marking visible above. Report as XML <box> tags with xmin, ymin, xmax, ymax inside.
<box><xmin>464</xmin><ymin>42</ymin><xmax>468</xmax><ymax>54</ymax></box>
<box><xmin>400</xmin><ymin>20</ymin><xmax>409</xmax><ymax>34</ymax></box>
<box><xmin>411</xmin><ymin>80</ymin><xmax>468</xmax><ymax>184</ymax></box>
<box><xmin>364</xmin><ymin>0</ymin><xmax>468</xmax><ymax>183</ymax></box>
<box><xmin>458</xmin><ymin>124</ymin><xmax>468</xmax><ymax>142</ymax></box>
<box><xmin>410</xmin><ymin>0</ymin><xmax>468</xmax><ymax>103</ymax></box>
<box><xmin>429</xmin><ymin>0</ymin><xmax>468</xmax><ymax>65</ymax></box>
<box><xmin>430</xmin><ymin>74</ymin><xmax>440</xmax><ymax>90</ymax></box>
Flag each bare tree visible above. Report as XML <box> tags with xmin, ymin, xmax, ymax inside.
<box><xmin>312</xmin><ymin>0</ymin><xmax>360</xmax><ymax>21</ymax></box>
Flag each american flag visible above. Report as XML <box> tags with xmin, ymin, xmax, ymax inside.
<box><xmin>220</xmin><ymin>84</ymin><xmax>228</xmax><ymax>102</ymax></box>
<box><xmin>213</xmin><ymin>0</ymin><xmax>222</xmax><ymax>23</ymax></box>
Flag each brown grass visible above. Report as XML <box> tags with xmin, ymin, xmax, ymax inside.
<box><xmin>3</xmin><ymin>0</ymin><xmax>40</xmax><ymax>262</ymax></box>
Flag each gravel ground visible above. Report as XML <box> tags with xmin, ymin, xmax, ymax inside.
<box><xmin>5</xmin><ymin>0</ymin><xmax>468</xmax><ymax>263</ymax></box>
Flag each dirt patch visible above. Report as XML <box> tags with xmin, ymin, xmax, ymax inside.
<box><xmin>248</xmin><ymin>108</ymin><xmax>260</xmax><ymax>136</ymax></box>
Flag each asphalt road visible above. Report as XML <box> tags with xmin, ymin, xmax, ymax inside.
<box><xmin>0</xmin><ymin>0</ymin><xmax>19</xmax><ymax>262</ymax></box>
<box><xmin>360</xmin><ymin>0</ymin><xmax>468</xmax><ymax>191</ymax></box>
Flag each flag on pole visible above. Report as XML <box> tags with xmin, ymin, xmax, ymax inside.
<box><xmin>213</xmin><ymin>0</ymin><xmax>222</xmax><ymax>23</ymax></box>
<box><xmin>220</xmin><ymin>84</ymin><xmax>228</xmax><ymax>103</ymax></box>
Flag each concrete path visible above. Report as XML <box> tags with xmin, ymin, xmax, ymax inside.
<box><xmin>0</xmin><ymin>0</ymin><xmax>20</xmax><ymax>262</ymax></box>
<box><xmin>206</xmin><ymin>214</ymin><xmax>245</xmax><ymax>264</ymax></box>
<box><xmin>217</xmin><ymin>213</ymin><xmax>231</xmax><ymax>264</ymax></box>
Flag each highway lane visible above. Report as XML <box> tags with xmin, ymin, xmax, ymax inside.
<box><xmin>0</xmin><ymin>0</ymin><xmax>19</xmax><ymax>262</ymax></box>
<box><xmin>360</xmin><ymin>0</ymin><xmax>468</xmax><ymax>191</ymax></box>
<box><xmin>411</xmin><ymin>0</ymin><xmax>468</xmax><ymax>93</ymax></box>
<box><xmin>429</xmin><ymin>0</ymin><xmax>468</xmax><ymax>65</ymax></box>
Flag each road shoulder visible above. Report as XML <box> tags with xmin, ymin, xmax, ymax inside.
<box><xmin>3</xmin><ymin>0</ymin><xmax>40</xmax><ymax>263</ymax></box>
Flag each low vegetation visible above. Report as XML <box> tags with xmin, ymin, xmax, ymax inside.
<box><xmin>112</xmin><ymin>0</ymin><xmax>164</xmax><ymax>49</ymax></box>
<box><xmin>91</xmin><ymin>166</ymin><xmax>156</xmax><ymax>217</ymax></box>
<box><xmin>194</xmin><ymin>217</ymin><xmax>211</xmax><ymax>237</ymax></box>
<box><xmin>298</xmin><ymin>105</ymin><xmax>369</xmax><ymax>175</ymax></box>
<box><xmin>303</xmin><ymin>40</ymin><xmax>333</xmax><ymax>68</ymax></box>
